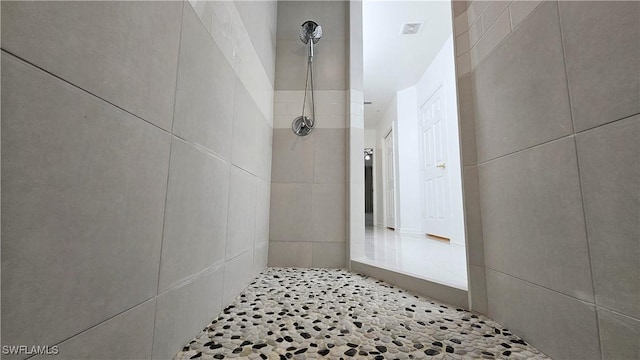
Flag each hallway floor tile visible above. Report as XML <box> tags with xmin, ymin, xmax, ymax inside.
<box><xmin>175</xmin><ymin>268</ymin><xmax>548</xmax><ymax>360</ymax></box>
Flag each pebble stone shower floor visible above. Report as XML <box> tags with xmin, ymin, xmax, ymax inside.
<box><xmin>175</xmin><ymin>268</ymin><xmax>549</xmax><ymax>360</ymax></box>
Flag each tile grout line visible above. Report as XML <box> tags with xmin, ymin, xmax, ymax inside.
<box><xmin>22</xmin><ymin>297</ymin><xmax>157</xmax><ymax>360</ymax></box>
<box><xmin>476</xmin><ymin>113</ymin><xmax>640</xmax><ymax>167</ymax></box>
<box><xmin>555</xmin><ymin>3</ymin><xmax>604</xmax><ymax>358</ymax></box>
<box><xmin>485</xmin><ymin>266</ymin><xmax>597</xmax><ymax>308</ymax></box>
<box><xmin>0</xmin><ymin>49</ymin><xmax>171</xmax><ymax>136</ymax></box>
<box><xmin>151</xmin><ymin>1</ymin><xmax>186</xmax><ymax>358</ymax></box>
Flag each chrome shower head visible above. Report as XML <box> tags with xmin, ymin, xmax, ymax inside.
<box><xmin>299</xmin><ymin>20</ymin><xmax>322</xmax><ymax>44</ymax></box>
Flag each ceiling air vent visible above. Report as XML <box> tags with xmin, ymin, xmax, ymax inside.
<box><xmin>400</xmin><ymin>22</ymin><xmax>423</xmax><ymax>35</ymax></box>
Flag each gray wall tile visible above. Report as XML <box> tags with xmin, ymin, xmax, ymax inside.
<box><xmin>268</xmin><ymin>241</ymin><xmax>313</xmax><ymax>267</ymax></box>
<box><xmin>271</xmin><ymin>129</ymin><xmax>315</xmax><ymax>183</ymax></box>
<box><xmin>256</xmin><ymin>118</ymin><xmax>274</xmax><ymax>182</ymax></box>
<box><xmin>235</xmin><ymin>1</ymin><xmax>278</xmax><ymax>85</ymax></box>
<box><xmin>253</xmin><ymin>242</ymin><xmax>269</xmax><ymax>278</ymax></box>
<box><xmin>269</xmin><ymin>183</ymin><xmax>313</xmax><ymax>242</ymax></box>
<box><xmin>598</xmin><ymin>308</ymin><xmax>640</xmax><ymax>360</ymax></box>
<box><xmin>276</xmin><ymin>1</ymin><xmax>317</xmax><ymax>41</ymax></box>
<box><xmin>1</xmin><ymin>54</ymin><xmax>170</xmax><ymax>348</ymax></box>
<box><xmin>463</xmin><ymin>166</ymin><xmax>484</xmax><ymax>267</ymax></box>
<box><xmin>153</xmin><ymin>267</ymin><xmax>224</xmax><ymax>360</ymax></box>
<box><xmin>577</xmin><ymin>116</ymin><xmax>640</xmax><ymax>318</ymax></box>
<box><xmin>226</xmin><ymin>166</ymin><xmax>257</xmax><ymax>260</ymax></box>
<box><xmin>232</xmin><ymin>80</ymin><xmax>260</xmax><ymax>174</ymax></box>
<box><xmin>312</xmin><ymin>184</ymin><xmax>347</xmax><ymax>243</ymax></box>
<box><xmin>159</xmin><ymin>138</ymin><xmax>230</xmax><ymax>292</ymax></box>
<box><xmin>559</xmin><ymin>1</ymin><xmax>640</xmax><ymax>132</ymax></box>
<box><xmin>312</xmin><ymin>242</ymin><xmax>346</xmax><ymax>268</ymax></box>
<box><xmin>472</xmin><ymin>2</ymin><xmax>572</xmax><ymax>162</ymax></box>
<box><xmin>313</xmin><ymin>128</ymin><xmax>347</xmax><ymax>183</ymax></box>
<box><xmin>479</xmin><ymin>137</ymin><xmax>593</xmax><ymax>301</ymax></box>
<box><xmin>486</xmin><ymin>269</ymin><xmax>600</xmax><ymax>360</ymax></box>
<box><xmin>223</xmin><ymin>250</ymin><xmax>255</xmax><ymax>306</ymax></box>
<box><xmin>173</xmin><ymin>5</ymin><xmax>236</xmax><ymax>159</ymax></box>
<box><xmin>32</xmin><ymin>300</ymin><xmax>156</xmax><ymax>360</ymax></box>
<box><xmin>468</xmin><ymin>265</ymin><xmax>488</xmax><ymax>314</ymax></box>
<box><xmin>274</xmin><ymin>39</ymin><xmax>312</xmax><ymax>91</ymax></box>
<box><xmin>255</xmin><ymin>179</ymin><xmax>271</xmax><ymax>246</ymax></box>
<box><xmin>0</xmin><ymin>1</ymin><xmax>182</xmax><ymax>131</ymax></box>
<box><xmin>457</xmin><ymin>75</ymin><xmax>478</xmax><ymax>166</ymax></box>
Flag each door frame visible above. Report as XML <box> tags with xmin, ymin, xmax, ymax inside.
<box><xmin>382</xmin><ymin>124</ymin><xmax>398</xmax><ymax>230</ymax></box>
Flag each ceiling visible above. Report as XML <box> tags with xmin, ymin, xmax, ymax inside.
<box><xmin>363</xmin><ymin>0</ymin><xmax>453</xmax><ymax>129</ymax></box>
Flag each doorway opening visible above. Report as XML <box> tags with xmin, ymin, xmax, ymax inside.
<box><xmin>351</xmin><ymin>0</ymin><xmax>467</xmax><ymax>293</ymax></box>
<box><xmin>364</xmin><ymin>148</ymin><xmax>374</xmax><ymax>226</ymax></box>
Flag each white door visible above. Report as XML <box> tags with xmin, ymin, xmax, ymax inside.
<box><xmin>419</xmin><ymin>85</ymin><xmax>450</xmax><ymax>238</ymax></box>
<box><xmin>384</xmin><ymin>130</ymin><xmax>396</xmax><ymax>229</ymax></box>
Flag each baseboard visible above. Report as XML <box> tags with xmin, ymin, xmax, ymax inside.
<box><xmin>398</xmin><ymin>227</ymin><xmax>422</xmax><ymax>235</ymax></box>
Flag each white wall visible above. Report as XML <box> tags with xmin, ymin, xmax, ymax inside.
<box><xmin>416</xmin><ymin>35</ymin><xmax>465</xmax><ymax>246</ymax></box>
<box><xmin>396</xmin><ymin>86</ymin><xmax>423</xmax><ymax>234</ymax></box>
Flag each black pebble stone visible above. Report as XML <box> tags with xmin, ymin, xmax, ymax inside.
<box><xmin>284</xmin><ymin>336</ymin><xmax>294</xmax><ymax>342</ymax></box>
<box><xmin>425</xmin><ymin>349</ymin><xmax>439</xmax><ymax>356</ymax></box>
<box><xmin>213</xmin><ymin>355</ymin><xmax>224</xmax><ymax>360</ymax></box>
<box><xmin>344</xmin><ymin>348</ymin><xmax>357</xmax><ymax>357</ymax></box>
<box><xmin>318</xmin><ymin>349</ymin><xmax>330</xmax><ymax>356</ymax></box>
<box><xmin>374</xmin><ymin>356</ymin><xmax>384</xmax><ymax>360</ymax></box>
<box><xmin>347</xmin><ymin>343</ymin><xmax>358</xmax><ymax>348</ymax></box>
<box><xmin>253</xmin><ymin>344</ymin><xmax>267</xmax><ymax>349</ymax></box>
<box><xmin>450</xmin><ymin>339</ymin><xmax>462</xmax><ymax>344</ymax></box>
<box><xmin>232</xmin><ymin>348</ymin><xmax>242</xmax><ymax>354</ymax></box>
<box><xmin>210</xmin><ymin>344</ymin><xmax>222</xmax><ymax>350</ymax></box>
<box><xmin>294</xmin><ymin>348</ymin><xmax>308</xmax><ymax>354</ymax></box>
<box><xmin>392</xmin><ymin>340</ymin><xmax>403</xmax><ymax>347</ymax></box>
<box><xmin>190</xmin><ymin>353</ymin><xmax>202</xmax><ymax>359</ymax></box>
<box><xmin>301</xmin><ymin>333</ymin><xmax>311</xmax><ymax>339</ymax></box>
<box><xmin>375</xmin><ymin>345</ymin><xmax>387</xmax><ymax>353</ymax></box>
<box><xmin>432</xmin><ymin>342</ymin><xmax>443</xmax><ymax>347</ymax></box>
<box><xmin>240</xmin><ymin>341</ymin><xmax>251</xmax><ymax>347</ymax></box>
<box><xmin>446</xmin><ymin>346</ymin><xmax>454</xmax><ymax>353</ymax></box>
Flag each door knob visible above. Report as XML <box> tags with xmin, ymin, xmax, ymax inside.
<box><xmin>436</xmin><ymin>163</ymin><xmax>446</xmax><ymax>169</ymax></box>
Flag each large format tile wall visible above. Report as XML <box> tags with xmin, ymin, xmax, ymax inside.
<box><xmin>269</xmin><ymin>1</ymin><xmax>349</xmax><ymax>268</ymax></box>
<box><xmin>453</xmin><ymin>1</ymin><xmax>639</xmax><ymax>359</ymax></box>
<box><xmin>1</xmin><ymin>1</ymin><xmax>276</xmax><ymax>359</ymax></box>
